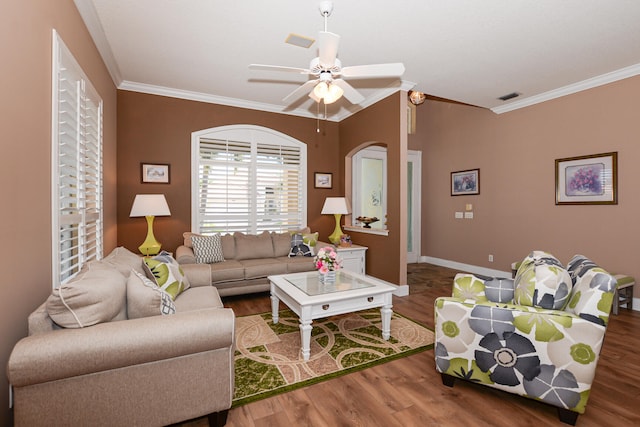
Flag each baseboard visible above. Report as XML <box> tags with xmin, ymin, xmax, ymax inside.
<box><xmin>420</xmin><ymin>256</ymin><xmax>512</xmax><ymax>278</ymax></box>
<box><xmin>419</xmin><ymin>256</ymin><xmax>640</xmax><ymax>312</ymax></box>
<box><xmin>393</xmin><ymin>285</ymin><xmax>409</xmax><ymax>297</ymax></box>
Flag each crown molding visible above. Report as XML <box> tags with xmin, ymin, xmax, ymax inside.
<box><xmin>491</xmin><ymin>62</ymin><xmax>640</xmax><ymax>114</ymax></box>
<box><xmin>74</xmin><ymin>0</ymin><xmax>122</xmax><ymax>86</ymax></box>
<box><xmin>119</xmin><ymin>80</ymin><xmax>413</xmax><ymax>123</ymax></box>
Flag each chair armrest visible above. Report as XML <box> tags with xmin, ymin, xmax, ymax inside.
<box><xmin>8</xmin><ymin>307</ymin><xmax>234</xmax><ymax>387</ymax></box>
<box><xmin>176</xmin><ymin>245</ymin><xmax>196</xmax><ymax>264</ymax></box>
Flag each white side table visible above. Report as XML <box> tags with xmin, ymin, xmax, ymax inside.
<box><xmin>335</xmin><ymin>244</ymin><xmax>367</xmax><ymax>275</ymax></box>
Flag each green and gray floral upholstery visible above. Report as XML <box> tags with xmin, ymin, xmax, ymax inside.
<box><xmin>434</xmin><ymin>251</ymin><xmax>618</xmax><ymax>425</ymax></box>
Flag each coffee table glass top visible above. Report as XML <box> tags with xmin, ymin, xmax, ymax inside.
<box><xmin>285</xmin><ymin>271</ymin><xmax>374</xmax><ymax>296</ymax></box>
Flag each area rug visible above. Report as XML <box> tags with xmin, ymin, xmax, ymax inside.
<box><xmin>232</xmin><ymin>308</ymin><xmax>434</xmax><ymax>407</ymax></box>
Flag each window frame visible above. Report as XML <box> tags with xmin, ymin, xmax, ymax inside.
<box><xmin>51</xmin><ymin>30</ymin><xmax>103</xmax><ymax>287</ymax></box>
<box><xmin>191</xmin><ymin>125</ymin><xmax>307</xmax><ymax>234</ymax></box>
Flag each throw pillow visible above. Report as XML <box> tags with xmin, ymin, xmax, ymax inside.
<box><xmin>127</xmin><ymin>270</ymin><xmax>176</xmax><ymax>318</ymax></box>
<box><xmin>484</xmin><ymin>277</ymin><xmax>515</xmax><ymax>303</ymax></box>
<box><xmin>565</xmin><ymin>256</ymin><xmax>617</xmax><ymax>325</ymax></box>
<box><xmin>289</xmin><ymin>233</ymin><xmax>313</xmax><ymax>257</ymax></box>
<box><xmin>303</xmin><ymin>232</ymin><xmax>319</xmax><ymax>254</ymax></box>
<box><xmin>514</xmin><ymin>251</ymin><xmax>572</xmax><ymax>310</ymax></box>
<box><xmin>143</xmin><ymin>251</ymin><xmax>190</xmax><ymax>300</ymax></box>
<box><xmin>191</xmin><ymin>234</ymin><xmax>225</xmax><ymax>264</ymax></box>
<box><xmin>46</xmin><ymin>264</ymin><xmax>127</xmax><ymax>328</ymax></box>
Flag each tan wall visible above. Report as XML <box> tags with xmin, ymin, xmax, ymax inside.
<box><xmin>339</xmin><ymin>93</ymin><xmax>406</xmax><ymax>284</ymax></box>
<box><xmin>415</xmin><ymin>76</ymin><xmax>640</xmax><ymax>296</ymax></box>
<box><xmin>117</xmin><ymin>91</ymin><xmax>342</xmax><ymax>253</ymax></box>
<box><xmin>0</xmin><ymin>1</ymin><xmax>117</xmax><ymax>424</ymax></box>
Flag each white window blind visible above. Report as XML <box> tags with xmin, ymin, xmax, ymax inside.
<box><xmin>52</xmin><ymin>30</ymin><xmax>103</xmax><ymax>286</ymax></box>
<box><xmin>195</xmin><ymin>127</ymin><xmax>306</xmax><ymax>234</ymax></box>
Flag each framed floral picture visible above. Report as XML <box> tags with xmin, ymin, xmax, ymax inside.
<box><xmin>555</xmin><ymin>152</ymin><xmax>617</xmax><ymax>205</ymax></box>
<box><xmin>451</xmin><ymin>169</ymin><xmax>479</xmax><ymax>196</ymax></box>
<box><xmin>141</xmin><ymin>163</ymin><xmax>170</xmax><ymax>184</ymax></box>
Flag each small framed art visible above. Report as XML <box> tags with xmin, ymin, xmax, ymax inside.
<box><xmin>555</xmin><ymin>152</ymin><xmax>617</xmax><ymax>205</ymax></box>
<box><xmin>141</xmin><ymin>163</ymin><xmax>170</xmax><ymax>184</ymax></box>
<box><xmin>314</xmin><ymin>172</ymin><xmax>333</xmax><ymax>189</ymax></box>
<box><xmin>451</xmin><ymin>169</ymin><xmax>479</xmax><ymax>196</ymax></box>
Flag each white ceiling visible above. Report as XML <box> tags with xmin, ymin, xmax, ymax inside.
<box><xmin>75</xmin><ymin>0</ymin><xmax>640</xmax><ymax>121</ymax></box>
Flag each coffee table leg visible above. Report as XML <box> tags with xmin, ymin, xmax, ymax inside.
<box><xmin>271</xmin><ymin>294</ymin><xmax>280</xmax><ymax>324</ymax></box>
<box><xmin>299</xmin><ymin>319</ymin><xmax>312</xmax><ymax>361</ymax></box>
<box><xmin>380</xmin><ymin>305</ymin><xmax>392</xmax><ymax>340</ymax></box>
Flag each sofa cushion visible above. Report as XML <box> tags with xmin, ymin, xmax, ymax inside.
<box><xmin>174</xmin><ymin>286</ymin><xmax>224</xmax><ymax>311</ymax></box>
<box><xmin>514</xmin><ymin>251</ymin><xmax>572</xmax><ymax>310</ymax></box>
<box><xmin>485</xmin><ymin>277</ymin><xmax>515</xmax><ymax>303</ymax></box>
<box><xmin>278</xmin><ymin>256</ymin><xmax>316</xmax><ymax>273</ymax></box>
<box><xmin>239</xmin><ymin>258</ymin><xmax>287</xmax><ymax>279</ymax></box>
<box><xmin>272</xmin><ymin>232</ymin><xmax>292</xmax><ymax>257</ymax></box>
<box><xmin>210</xmin><ymin>260</ymin><xmax>245</xmax><ymax>283</ymax></box>
<box><xmin>234</xmin><ymin>231</ymin><xmax>275</xmax><ymax>260</ymax></box>
<box><xmin>183</xmin><ymin>231</ymin><xmax>202</xmax><ymax>248</ymax></box>
<box><xmin>143</xmin><ymin>251</ymin><xmax>191</xmax><ymax>300</ymax></box>
<box><xmin>191</xmin><ymin>234</ymin><xmax>225</xmax><ymax>264</ymax></box>
<box><xmin>127</xmin><ymin>271</ymin><xmax>176</xmax><ymax>318</ymax></box>
<box><xmin>565</xmin><ymin>255</ymin><xmax>618</xmax><ymax>325</ymax></box>
<box><xmin>102</xmin><ymin>246</ymin><xmax>146</xmax><ymax>277</ymax></box>
<box><xmin>289</xmin><ymin>233</ymin><xmax>313</xmax><ymax>257</ymax></box>
<box><xmin>46</xmin><ymin>263</ymin><xmax>127</xmax><ymax>328</ymax></box>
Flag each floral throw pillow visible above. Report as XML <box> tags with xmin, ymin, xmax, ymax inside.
<box><xmin>514</xmin><ymin>251</ymin><xmax>572</xmax><ymax>310</ymax></box>
<box><xmin>143</xmin><ymin>251</ymin><xmax>190</xmax><ymax>300</ymax></box>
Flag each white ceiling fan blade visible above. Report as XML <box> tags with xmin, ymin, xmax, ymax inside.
<box><xmin>318</xmin><ymin>31</ymin><xmax>340</xmax><ymax>68</ymax></box>
<box><xmin>283</xmin><ymin>80</ymin><xmax>318</xmax><ymax>103</ymax></box>
<box><xmin>341</xmin><ymin>63</ymin><xmax>405</xmax><ymax>79</ymax></box>
<box><xmin>333</xmin><ymin>79</ymin><xmax>365</xmax><ymax>104</ymax></box>
<box><xmin>249</xmin><ymin>64</ymin><xmax>311</xmax><ymax>74</ymax></box>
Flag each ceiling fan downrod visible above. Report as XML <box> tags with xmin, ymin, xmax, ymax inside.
<box><xmin>319</xmin><ymin>1</ymin><xmax>333</xmax><ymax>32</ymax></box>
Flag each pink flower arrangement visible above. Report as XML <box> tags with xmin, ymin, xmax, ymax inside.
<box><xmin>314</xmin><ymin>246</ymin><xmax>341</xmax><ymax>273</ymax></box>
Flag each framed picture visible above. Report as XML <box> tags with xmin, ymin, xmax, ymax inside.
<box><xmin>314</xmin><ymin>172</ymin><xmax>333</xmax><ymax>189</ymax></box>
<box><xmin>451</xmin><ymin>169</ymin><xmax>479</xmax><ymax>196</ymax></box>
<box><xmin>141</xmin><ymin>163</ymin><xmax>170</xmax><ymax>184</ymax></box>
<box><xmin>555</xmin><ymin>152</ymin><xmax>617</xmax><ymax>205</ymax></box>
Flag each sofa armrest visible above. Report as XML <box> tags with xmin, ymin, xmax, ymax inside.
<box><xmin>176</xmin><ymin>245</ymin><xmax>196</xmax><ymax>264</ymax></box>
<box><xmin>8</xmin><ymin>307</ymin><xmax>234</xmax><ymax>387</ymax></box>
<box><xmin>181</xmin><ymin>263</ymin><xmax>212</xmax><ymax>287</ymax></box>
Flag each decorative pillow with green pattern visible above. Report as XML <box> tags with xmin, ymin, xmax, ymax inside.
<box><xmin>452</xmin><ymin>273</ymin><xmax>489</xmax><ymax>302</ymax></box>
<box><xmin>143</xmin><ymin>251</ymin><xmax>190</xmax><ymax>300</ymax></box>
<box><xmin>565</xmin><ymin>254</ymin><xmax>617</xmax><ymax>326</ymax></box>
<box><xmin>514</xmin><ymin>251</ymin><xmax>572</xmax><ymax>310</ymax></box>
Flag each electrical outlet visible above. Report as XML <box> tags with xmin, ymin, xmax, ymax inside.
<box><xmin>488</xmin><ymin>254</ymin><xmax>494</xmax><ymax>262</ymax></box>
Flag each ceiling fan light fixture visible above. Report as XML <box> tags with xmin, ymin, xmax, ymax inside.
<box><xmin>313</xmin><ymin>81</ymin><xmax>329</xmax><ymax>98</ymax></box>
<box><xmin>323</xmin><ymin>84</ymin><xmax>344</xmax><ymax>104</ymax></box>
<box><xmin>408</xmin><ymin>90</ymin><xmax>427</xmax><ymax>106</ymax></box>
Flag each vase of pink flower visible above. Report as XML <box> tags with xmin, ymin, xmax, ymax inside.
<box><xmin>314</xmin><ymin>246</ymin><xmax>341</xmax><ymax>284</ymax></box>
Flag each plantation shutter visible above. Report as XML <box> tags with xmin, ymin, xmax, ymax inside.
<box><xmin>197</xmin><ymin>131</ymin><xmax>304</xmax><ymax>234</ymax></box>
<box><xmin>53</xmin><ymin>31</ymin><xmax>103</xmax><ymax>286</ymax></box>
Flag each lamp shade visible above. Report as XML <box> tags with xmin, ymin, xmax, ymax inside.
<box><xmin>321</xmin><ymin>197</ymin><xmax>350</xmax><ymax>215</ymax></box>
<box><xmin>130</xmin><ymin>194</ymin><xmax>171</xmax><ymax>217</ymax></box>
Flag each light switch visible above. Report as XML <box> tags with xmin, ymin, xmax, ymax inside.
<box><xmin>464</xmin><ymin>212</ymin><xmax>474</xmax><ymax>219</ymax></box>
<box><xmin>455</xmin><ymin>212</ymin><xmax>463</xmax><ymax>219</ymax></box>
<box><xmin>465</xmin><ymin>204</ymin><xmax>473</xmax><ymax>211</ymax></box>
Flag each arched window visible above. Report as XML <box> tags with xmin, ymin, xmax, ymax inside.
<box><xmin>191</xmin><ymin>125</ymin><xmax>307</xmax><ymax>234</ymax></box>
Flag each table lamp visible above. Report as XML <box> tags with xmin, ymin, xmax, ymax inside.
<box><xmin>321</xmin><ymin>197</ymin><xmax>350</xmax><ymax>245</ymax></box>
<box><xmin>129</xmin><ymin>194</ymin><xmax>171</xmax><ymax>256</ymax></box>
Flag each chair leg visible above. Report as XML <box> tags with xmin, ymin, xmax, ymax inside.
<box><xmin>441</xmin><ymin>373</ymin><xmax>456</xmax><ymax>387</ymax></box>
<box><xmin>557</xmin><ymin>408</ymin><xmax>578</xmax><ymax>426</ymax></box>
<box><xmin>208</xmin><ymin>409</ymin><xmax>229</xmax><ymax>427</ymax></box>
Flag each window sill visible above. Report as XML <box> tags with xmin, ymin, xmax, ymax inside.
<box><xmin>343</xmin><ymin>225</ymin><xmax>389</xmax><ymax>236</ymax></box>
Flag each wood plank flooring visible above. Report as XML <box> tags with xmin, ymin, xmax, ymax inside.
<box><xmin>189</xmin><ymin>264</ymin><xmax>640</xmax><ymax>427</ymax></box>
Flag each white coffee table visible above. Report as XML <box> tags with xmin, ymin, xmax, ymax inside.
<box><xmin>268</xmin><ymin>270</ymin><xmax>395</xmax><ymax>361</ymax></box>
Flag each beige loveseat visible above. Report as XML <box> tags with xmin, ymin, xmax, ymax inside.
<box><xmin>176</xmin><ymin>231</ymin><xmax>318</xmax><ymax>297</ymax></box>
<box><xmin>7</xmin><ymin>247</ymin><xmax>235</xmax><ymax>427</ymax></box>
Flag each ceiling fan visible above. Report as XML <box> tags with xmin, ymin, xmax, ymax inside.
<box><xmin>249</xmin><ymin>1</ymin><xmax>405</xmax><ymax>106</ymax></box>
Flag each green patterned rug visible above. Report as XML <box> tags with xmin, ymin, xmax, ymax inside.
<box><xmin>233</xmin><ymin>308</ymin><xmax>434</xmax><ymax>407</ymax></box>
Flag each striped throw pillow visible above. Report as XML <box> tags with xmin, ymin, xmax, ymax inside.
<box><xmin>191</xmin><ymin>234</ymin><xmax>225</xmax><ymax>264</ymax></box>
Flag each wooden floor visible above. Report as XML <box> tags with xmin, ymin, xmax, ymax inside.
<box><xmin>211</xmin><ymin>264</ymin><xmax>640</xmax><ymax>426</ymax></box>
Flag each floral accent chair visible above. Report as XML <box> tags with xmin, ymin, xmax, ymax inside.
<box><xmin>434</xmin><ymin>251</ymin><xmax>618</xmax><ymax>425</ymax></box>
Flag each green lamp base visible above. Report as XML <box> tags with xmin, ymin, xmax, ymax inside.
<box><xmin>138</xmin><ymin>215</ymin><xmax>162</xmax><ymax>256</ymax></box>
<box><xmin>328</xmin><ymin>213</ymin><xmax>343</xmax><ymax>245</ymax></box>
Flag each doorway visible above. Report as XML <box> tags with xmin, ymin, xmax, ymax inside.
<box><xmin>407</xmin><ymin>150</ymin><xmax>421</xmax><ymax>263</ymax></box>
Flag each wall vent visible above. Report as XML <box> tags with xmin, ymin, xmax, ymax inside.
<box><xmin>498</xmin><ymin>92</ymin><xmax>521</xmax><ymax>101</ymax></box>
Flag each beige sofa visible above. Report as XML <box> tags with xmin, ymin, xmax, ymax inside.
<box><xmin>176</xmin><ymin>231</ymin><xmax>318</xmax><ymax>297</ymax></box>
<box><xmin>7</xmin><ymin>247</ymin><xmax>235</xmax><ymax>427</ymax></box>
